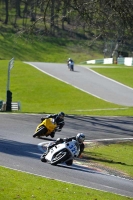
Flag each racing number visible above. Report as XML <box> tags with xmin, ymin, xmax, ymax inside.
<box><xmin>69</xmin><ymin>144</ymin><xmax>77</xmax><ymax>154</ymax></box>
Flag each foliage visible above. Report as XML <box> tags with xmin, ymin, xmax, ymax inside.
<box><xmin>1</xmin><ymin>0</ymin><xmax>133</xmax><ymax>46</ymax></box>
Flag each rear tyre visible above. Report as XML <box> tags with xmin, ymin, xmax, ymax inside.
<box><xmin>33</xmin><ymin>126</ymin><xmax>47</xmax><ymax>137</ymax></box>
<box><xmin>51</xmin><ymin>150</ymin><xmax>68</xmax><ymax>166</ymax></box>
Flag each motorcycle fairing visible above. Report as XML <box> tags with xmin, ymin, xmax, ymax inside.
<box><xmin>36</xmin><ymin>118</ymin><xmax>57</xmax><ymax>135</ymax></box>
<box><xmin>45</xmin><ymin>140</ymin><xmax>80</xmax><ymax>162</ymax></box>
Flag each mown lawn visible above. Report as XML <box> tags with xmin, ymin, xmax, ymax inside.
<box><xmin>0</xmin><ymin>165</ymin><xmax>132</xmax><ymax>200</ymax></box>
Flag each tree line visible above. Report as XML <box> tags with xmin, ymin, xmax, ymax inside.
<box><xmin>0</xmin><ymin>0</ymin><xmax>133</xmax><ymax>44</ymax></box>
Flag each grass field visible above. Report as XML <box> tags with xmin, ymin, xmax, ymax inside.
<box><xmin>0</xmin><ymin>165</ymin><xmax>132</xmax><ymax>200</ymax></box>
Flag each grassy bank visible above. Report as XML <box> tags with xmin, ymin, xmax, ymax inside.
<box><xmin>0</xmin><ymin>34</ymin><xmax>103</xmax><ymax>63</ymax></box>
<box><xmin>84</xmin><ymin>141</ymin><xmax>133</xmax><ymax>178</ymax></box>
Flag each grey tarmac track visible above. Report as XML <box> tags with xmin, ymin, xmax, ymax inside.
<box><xmin>25</xmin><ymin>62</ymin><xmax>133</xmax><ymax>106</ymax></box>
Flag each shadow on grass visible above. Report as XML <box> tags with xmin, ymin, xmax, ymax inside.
<box><xmin>83</xmin><ymin>151</ymin><xmax>133</xmax><ymax>167</ymax></box>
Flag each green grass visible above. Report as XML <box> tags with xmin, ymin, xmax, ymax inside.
<box><xmin>92</xmin><ymin>66</ymin><xmax>133</xmax><ymax>88</ymax></box>
<box><xmin>0</xmin><ymin>34</ymin><xmax>102</xmax><ymax>63</ymax></box>
<box><xmin>0</xmin><ymin>166</ymin><xmax>132</xmax><ymax>200</ymax></box>
<box><xmin>84</xmin><ymin>141</ymin><xmax>133</xmax><ymax>178</ymax></box>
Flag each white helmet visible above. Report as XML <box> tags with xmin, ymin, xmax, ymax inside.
<box><xmin>76</xmin><ymin>133</ymin><xmax>85</xmax><ymax>144</ymax></box>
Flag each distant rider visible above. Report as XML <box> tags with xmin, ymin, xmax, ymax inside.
<box><xmin>41</xmin><ymin>112</ymin><xmax>65</xmax><ymax>138</ymax></box>
<box><xmin>41</xmin><ymin>133</ymin><xmax>85</xmax><ymax>165</ymax></box>
<box><xmin>67</xmin><ymin>58</ymin><xmax>74</xmax><ymax>70</ymax></box>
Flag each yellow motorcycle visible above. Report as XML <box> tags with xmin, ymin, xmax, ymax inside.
<box><xmin>33</xmin><ymin>118</ymin><xmax>59</xmax><ymax>138</ymax></box>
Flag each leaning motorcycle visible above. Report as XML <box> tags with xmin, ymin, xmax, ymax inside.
<box><xmin>40</xmin><ymin>140</ymin><xmax>80</xmax><ymax>166</ymax></box>
<box><xmin>33</xmin><ymin>118</ymin><xmax>59</xmax><ymax>138</ymax></box>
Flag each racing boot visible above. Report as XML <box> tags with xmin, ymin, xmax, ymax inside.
<box><xmin>50</xmin><ymin>131</ymin><xmax>55</xmax><ymax>138</ymax></box>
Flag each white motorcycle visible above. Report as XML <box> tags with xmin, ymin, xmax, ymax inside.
<box><xmin>40</xmin><ymin>140</ymin><xmax>80</xmax><ymax>166</ymax></box>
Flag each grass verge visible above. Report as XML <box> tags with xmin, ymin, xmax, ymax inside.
<box><xmin>0</xmin><ymin>166</ymin><xmax>132</xmax><ymax>200</ymax></box>
<box><xmin>83</xmin><ymin>141</ymin><xmax>133</xmax><ymax>178</ymax></box>
<box><xmin>91</xmin><ymin>66</ymin><xmax>133</xmax><ymax>88</ymax></box>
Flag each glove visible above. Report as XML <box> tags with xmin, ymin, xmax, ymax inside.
<box><xmin>56</xmin><ymin>138</ymin><xmax>64</xmax><ymax>144</ymax></box>
<box><xmin>56</xmin><ymin>138</ymin><xmax>61</xmax><ymax>142</ymax></box>
<box><xmin>41</xmin><ymin>117</ymin><xmax>45</xmax><ymax>122</ymax></box>
<box><xmin>63</xmin><ymin>138</ymin><xmax>69</xmax><ymax>142</ymax></box>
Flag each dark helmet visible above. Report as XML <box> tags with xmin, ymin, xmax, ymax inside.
<box><xmin>76</xmin><ymin>133</ymin><xmax>85</xmax><ymax>144</ymax></box>
<box><xmin>58</xmin><ymin>112</ymin><xmax>65</xmax><ymax>118</ymax></box>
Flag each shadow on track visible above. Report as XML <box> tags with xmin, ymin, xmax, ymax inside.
<box><xmin>65</xmin><ymin>116</ymin><xmax>133</xmax><ymax>138</ymax></box>
<box><xmin>0</xmin><ymin>138</ymin><xmax>41</xmax><ymax>159</ymax></box>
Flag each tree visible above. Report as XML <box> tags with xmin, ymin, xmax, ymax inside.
<box><xmin>4</xmin><ymin>0</ymin><xmax>9</xmax><ymax>24</ymax></box>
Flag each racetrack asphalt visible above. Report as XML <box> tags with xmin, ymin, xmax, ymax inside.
<box><xmin>25</xmin><ymin>62</ymin><xmax>133</xmax><ymax>107</ymax></box>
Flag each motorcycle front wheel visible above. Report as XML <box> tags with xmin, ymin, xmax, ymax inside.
<box><xmin>33</xmin><ymin>125</ymin><xmax>47</xmax><ymax>137</ymax></box>
<box><xmin>51</xmin><ymin>150</ymin><xmax>68</xmax><ymax>166</ymax></box>
<box><xmin>40</xmin><ymin>154</ymin><xmax>47</xmax><ymax>162</ymax></box>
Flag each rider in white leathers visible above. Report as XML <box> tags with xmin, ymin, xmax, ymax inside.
<box><xmin>41</xmin><ymin>133</ymin><xmax>85</xmax><ymax>165</ymax></box>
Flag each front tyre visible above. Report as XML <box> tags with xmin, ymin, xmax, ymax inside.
<box><xmin>33</xmin><ymin>126</ymin><xmax>47</xmax><ymax>137</ymax></box>
<box><xmin>51</xmin><ymin>150</ymin><xmax>68</xmax><ymax>166</ymax></box>
<box><xmin>40</xmin><ymin>154</ymin><xmax>47</xmax><ymax>162</ymax></box>
<box><xmin>66</xmin><ymin>159</ymin><xmax>73</xmax><ymax>166</ymax></box>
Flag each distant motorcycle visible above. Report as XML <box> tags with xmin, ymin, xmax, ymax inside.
<box><xmin>33</xmin><ymin>118</ymin><xmax>59</xmax><ymax>138</ymax></box>
<box><xmin>68</xmin><ymin>60</ymin><xmax>74</xmax><ymax>71</ymax></box>
<box><xmin>40</xmin><ymin>139</ymin><xmax>80</xmax><ymax>166</ymax></box>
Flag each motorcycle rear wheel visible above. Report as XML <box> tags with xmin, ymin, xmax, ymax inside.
<box><xmin>33</xmin><ymin>125</ymin><xmax>47</xmax><ymax>137</ymax></box>
<box><xmin>51</xmin><ymin>150</ymin><xmax>68</xmax><ymax>166</ymax></box>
